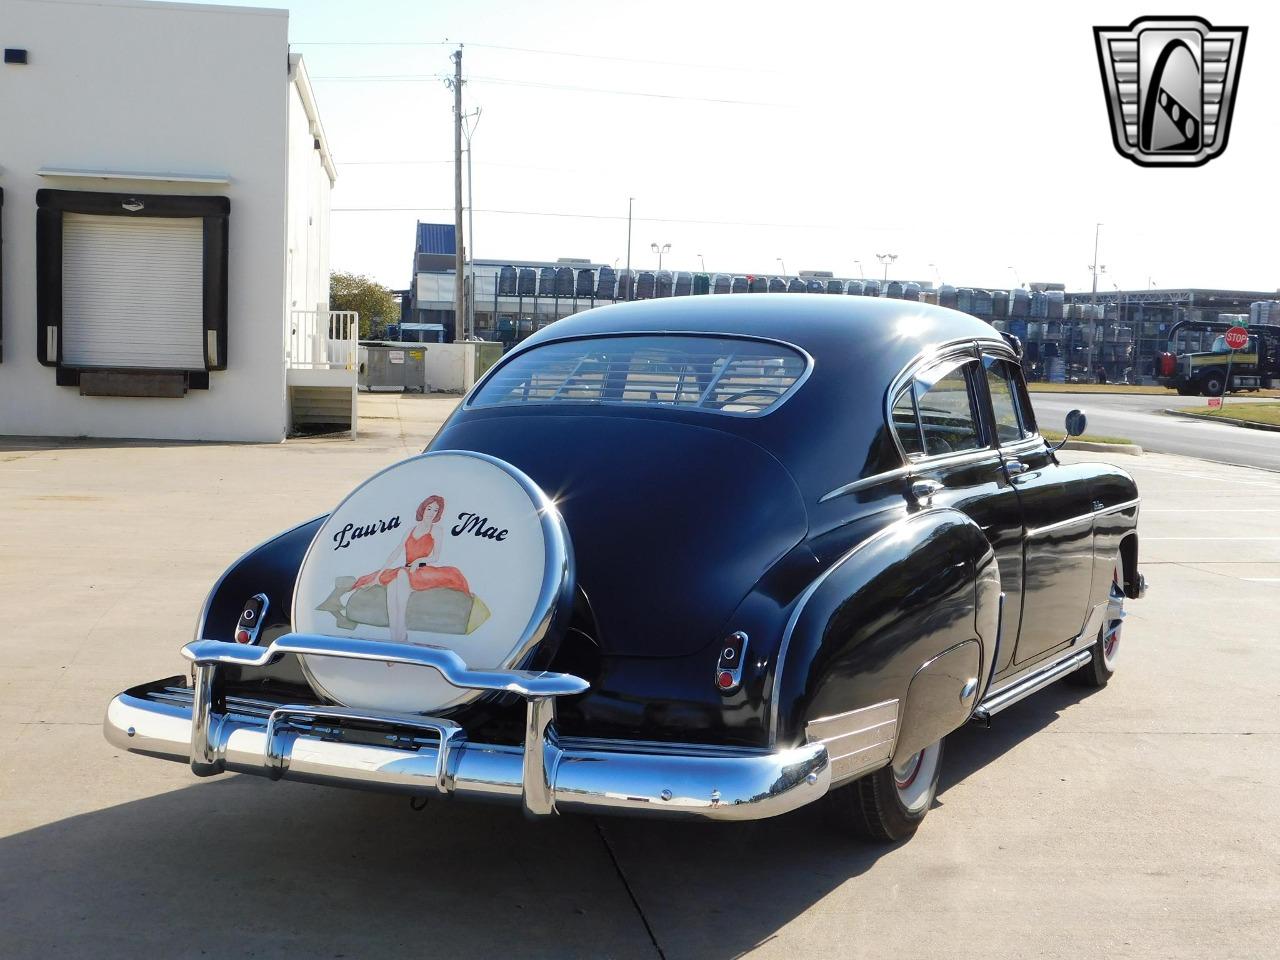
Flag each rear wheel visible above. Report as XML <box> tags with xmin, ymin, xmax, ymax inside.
<box><xmin>1202</xmin><ymin>370</ymin><xmax>1227</xmax><ymax>397</ymax></box>
<box><xmin>1070</xmin><ymin>554</ymin><xmax>1125</xmax><ymax>688</ymax></box>
<box><xmin>832</xmin><ymin>739</ymin><xmax>945</xmax><ymax>842</ymax></box>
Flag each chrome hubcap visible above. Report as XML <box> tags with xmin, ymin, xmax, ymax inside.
<box><xmin>891</xmin><ymin>742</ymin><xmax>941</xmax><ymax>813</ymax></box>
<box><xmin>1103</xmin><ymin>560</ymin><xmax>1125</xmax><ymax>668</ymax></box>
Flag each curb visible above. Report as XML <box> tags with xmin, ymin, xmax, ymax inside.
<box><xmin>1164</xmin><ymin>408</ymin><xmax>1280</xmax><ymax>433</ymax></box>
<box><xmin>1058</xmin><ymin>439</ymin><xmax>1143</xmax><ymax>456</ymax></box>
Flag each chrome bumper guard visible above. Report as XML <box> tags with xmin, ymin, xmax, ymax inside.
<box><xmin>104</xmin><ymin>634</ymin><xmax>830</xmax><ymax>821</ymax></box>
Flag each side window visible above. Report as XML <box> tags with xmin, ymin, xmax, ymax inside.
<box><xmin>982</xmin><ymin>357</ymin><xmax>1027</xmax><ymax>444</ymax></box>
<box><xmin>891</xmin><ymin>386</ymin><xmax>924</xmax><ymax>456</ymax></box>
<box><xmin>1006</xmin><ymin>359</ymin><xmax>1038</xmax><ymax>435</ymax></box>
<box><xmin>913</xmin><ymin>359</ymin><xmax>982</xmax><ymax>456</ymax></box>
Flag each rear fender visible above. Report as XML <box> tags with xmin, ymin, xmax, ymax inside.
<box><xmin>771</xmin><ymin>508</ymin><xmax>998</xmax><ymax>752</ymax></box>
<box><xmin>195</xmin><ymin>516</ymin><xmax>326</xmax><ymax>685</ymax></box>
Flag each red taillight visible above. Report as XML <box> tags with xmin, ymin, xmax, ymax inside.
<box><xmin>235</xmin><ymin>629</ymin><xmax>251</xmax><ymax>644</ymax></box>
<box><xmin>716</xmin><ymin>670</ymin><xmax>735</xmax><ymax>690</ymax></box>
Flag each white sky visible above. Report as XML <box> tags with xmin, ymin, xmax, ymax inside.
<box><xmin>216</xmin><ymin>0</ymin><xmax>1276</xmax><ymax>293</ymax></box>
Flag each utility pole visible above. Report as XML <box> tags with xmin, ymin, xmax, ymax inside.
<box><xmin>449</xmin><ymin>47</ymin><xmax>465</xmax><ymax>342</ymax></box>
<box><xmin>625</xmin><ymin>197</ymin><xmax>634</xmax><ymax>301</ymax></box>
<box><xmin>463</xmin><ymin>107</ymin><xmax>482</xmax><ymax>340</ymax></box>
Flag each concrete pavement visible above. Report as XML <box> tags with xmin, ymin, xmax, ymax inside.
<box><xmin>1032</xmin><ymin>391</ymin><xmax>1280</xmax><ymax>470</ymax></box>
<box><xmin>1</xmin><ymin>394</ymin><xmax>1277</xmax><ymax>959</ymax></box>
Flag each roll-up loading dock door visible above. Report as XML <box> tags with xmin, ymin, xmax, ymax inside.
<box><xmin>61</xmin><ymin>213</ymin><xmax>204</xmax><ymax>370</ymax></box>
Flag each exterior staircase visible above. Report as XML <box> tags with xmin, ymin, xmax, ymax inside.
<box><xmin>286</xmin><ymin>308</ymin><xmax>359</xmax><ymax>437</ymax></box>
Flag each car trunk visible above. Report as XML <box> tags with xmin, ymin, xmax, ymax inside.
<box><xmin>431</xmin><ymin>412</ymin><xmax>808</xmax><ymax>657</ymax></box>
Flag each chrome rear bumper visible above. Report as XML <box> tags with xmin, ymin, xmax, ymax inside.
<box><xmin>104</xmin><ymin>634</ymin><xmax>830</xmax><ymax>821</ymax></box>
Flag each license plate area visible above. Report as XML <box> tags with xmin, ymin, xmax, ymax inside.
<box><xmin>264</xmin><ymin>705</ymin><xmax>465</xmax><ymax>791</ymax></box>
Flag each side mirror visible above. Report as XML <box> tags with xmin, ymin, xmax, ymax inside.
<box><xmin>1049</xmin><ymin>408</ymin><xmax>1088</xmax><ymax>452</ymax></box>
<box><xmin>1064</xmin><ymin>409</ymin><xmax>1088</xmax><ymax>437</ymax></box>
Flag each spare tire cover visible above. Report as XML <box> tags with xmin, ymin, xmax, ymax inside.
<box><xmin>292</xmin><ymin>450</ymin><xmax>571</xmax><ymax>712</ymax></box>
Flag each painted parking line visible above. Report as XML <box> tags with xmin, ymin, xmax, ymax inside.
<box><xmin>1145</xmin><ymin>537</ymin><xmax>1280</xmax><ymax>541</ymax></box>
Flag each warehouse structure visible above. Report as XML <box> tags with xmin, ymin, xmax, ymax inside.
<box><xmin>0</xmin><ymin>0</ymin><xmax>342</xmax><ymax>441</ymax></box>
<box><xmin>405</xmin><ymin>223</ymin><xmax>1275</xmax><ymax>384</ymax></box>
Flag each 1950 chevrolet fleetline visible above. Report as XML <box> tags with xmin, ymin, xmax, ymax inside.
<box><xmin>105</xmin><ymin>294</ymin><xmax>1144</xmax><ymax>840</ymax></box>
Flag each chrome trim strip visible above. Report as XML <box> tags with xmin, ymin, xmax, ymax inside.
<box><xmin>1025</xmin><ymin>497</ymin><xmax>1141</xmax><ymax>540</ymax></box>
<box><xmin>1025</xmin><ymin>510</ymin><xmax>1097</xmax><ymax>540</ymax></box>
<box><xmin>910</xmin><ymin>447</ymin><xmax>1002</xmax><ymax>473</ymax></box>
<box><xmin>1095</xmin><ymin>497</ymin><xmax>1141</xmax><ymax>517</ymax></box>
<box><xmin>817</xmin><ymin>466</ymin><xmax>910</xmax><ymax>504</ymax></box>
<box><xmin>805</xmin><ymin>699</ymin><xmax>899</xmax><ymax>783</ymax></box>
<box><xmin>103</xmin><ymin>686</ymin><xmax>832</xmax><ymax>822</ymax></box>
<box><xmin>290</xmin><ymin>450</ymin><xmax>575</xmax><ymax>712</ymax></box>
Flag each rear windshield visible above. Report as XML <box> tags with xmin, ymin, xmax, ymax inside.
<box><xmin>470</xmin><ymin>335</ymin><xmax>807</xmax><ymax>416</ymax></box>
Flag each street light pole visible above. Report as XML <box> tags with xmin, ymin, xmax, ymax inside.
<box><xmin>875</xmin><ymin>253</ymin><xmax>898</xmax><ymax>283</ymax></box>
<box><xmin>853</xmin><ymin>260</ymin><xmax>864</xmax><ymax>279</ymax></box>
<box><xmin>651</xmin><ymin>242</ymin><xmax>670</xmax><ymax>272</ymax></box>
<box><xmin>1090</xmin><ymin>223</ymin><xmax>1103</xmax><ymax>302</ymax></box>
<box><xmin>777</xmin><ymin>257</ymin><xmax>787</xmax><ymax>276</ymax></box>
<box><xmin>698</xmin><ymin>253</ymin><xmax>706</xmax><ymax>272</ymax></box>
<box><xmin>625</xmin><ymin>197</ymin><xmax>634</xmax><ymax>301</ymax></box>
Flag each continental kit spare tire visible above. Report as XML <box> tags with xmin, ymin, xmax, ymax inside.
<box><xmin>292</xmin><ymin>451</ymin><xmax>573</xmax><ymax>713</ymax></box>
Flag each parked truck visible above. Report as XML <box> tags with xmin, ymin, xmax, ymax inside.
<box><xmin>1155</xmin><ymin>318</ymin><xmax>1280</xmax><ymax>396</ymax></box>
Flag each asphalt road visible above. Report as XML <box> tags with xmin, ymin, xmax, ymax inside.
<box><xmin>1031</xmin><ymin>392</ymin><xmax>1280</xmax><ymax>471</ymax></box>
<box><xmin>2</xmin><ymin>396</ymin><xmax>1278</xmax><ymax>960</ymax></box>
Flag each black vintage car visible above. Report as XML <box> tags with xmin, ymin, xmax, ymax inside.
<box><xmin>105</xmin><ymin>295</ymin><xmax>1144</xmax><ymax>840</ymax></box>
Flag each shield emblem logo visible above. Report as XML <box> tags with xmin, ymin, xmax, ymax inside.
<box><xmin>1094</xmin><ymin>16</ymin><xmax>1247</xmax><ymax>167</ymax></box>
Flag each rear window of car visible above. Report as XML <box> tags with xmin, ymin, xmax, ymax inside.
<box><xmin>470</xmin><ymin>335</ymin><xmax>808</xmax><ymax>416</ymax></box>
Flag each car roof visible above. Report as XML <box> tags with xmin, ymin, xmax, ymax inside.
<box><xmin>477</xmin><ymin>295</ymin><xmax>1011</xmax><ymax>505</ymax></box>
<box><xmin>517</xmin><ymin>292</ymin><xmax>1003</xmax><ymax>366</ymax></box>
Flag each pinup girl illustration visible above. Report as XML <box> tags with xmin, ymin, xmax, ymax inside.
<box><xmin>315</xmin><ymin>495</ymin><xmax>489</xmax><ymax>643</ymax></box>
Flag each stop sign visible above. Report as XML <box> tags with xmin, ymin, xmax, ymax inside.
<box><xmin>1224</xmin><ymin>326</ymin><xmax>1250</xmax><ymax>350</ymax></box>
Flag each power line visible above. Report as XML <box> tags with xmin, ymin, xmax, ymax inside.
<box><xmin>311</xmin><ymin>72</ymin><xmax>789</xmax><ymax>107</ymax></box>
<box><xmin>294</xmin><ymin>39</ymin><xmax>772</xmax><ymax>73</ymax></box>
<box><xmin>330</xmin><ymin>206</ymin><xmax>837</xmax><ymax>230</ymax></box>
<box><xmin>336</xmin><ymin>159</ymin><xmax>587</xmax><ymax>173</ymax></box>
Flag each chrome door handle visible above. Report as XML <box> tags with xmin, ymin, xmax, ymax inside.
<box><xmin>1004</xmin><ymin>460</ymin><xmax>1027</xmax><ymax>476</ymax></box>
<box><xmin>911</xmin><ymin>479</ymin><xmax>943</xmax><ymax>505</ymax></box>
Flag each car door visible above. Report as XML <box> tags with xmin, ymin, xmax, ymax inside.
<box><xmin>985</xmin><ymin>356</ymin><xmax>1099</xmax><ymax>668</ymax></box>
<box><xmin>889</xmin><ymin>349</ymin><xmax>1025</xmax><ymax>679</ymax></box>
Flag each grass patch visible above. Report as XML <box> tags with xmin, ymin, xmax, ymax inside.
<box><xmin>1027</xmin><ymin>383</ymin><xmax>1172</xmax><ymax>395</ymax></box>
<box><xmin>1042</xmin><ymin>429</ymin><xmax>1135</xmax><ymax>446</ymax></box>
<box><xmin>1181</xmin><ymin>402</ymin><xmax>1280</xmax><ymax>426</ymax></box>
<box><xmin>1027</xmin><ymin>382</ymin><xmax>1280</xmax><ymax>398</ymax></box>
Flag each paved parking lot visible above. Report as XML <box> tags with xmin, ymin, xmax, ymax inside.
<box><xmin>2</xmin><ymin>394</ymin><xmax>1277</xmax><ymax>959</ymax></box>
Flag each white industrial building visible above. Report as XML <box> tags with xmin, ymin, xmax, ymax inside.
<box><xmin>0</xmin><ymin>0</ymin><xmax>349</xmax><ymax>442</ymax></box>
